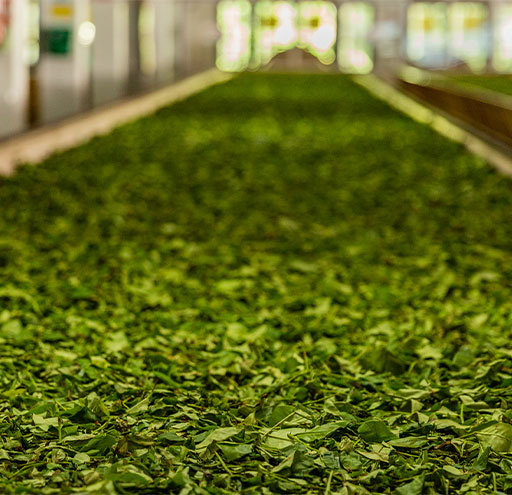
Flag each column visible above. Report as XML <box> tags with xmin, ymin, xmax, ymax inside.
<box><xmin>0</xmin><ymin>0</ymin><xmax>29</xmax><ymax>138</ymax></box>
<box><xmin>153</xmin><ymin>0</ymin><xmax>175</xmax><ymax>84</ymax></box>
<box><xmin>92</xmin><ymin>0</ymin><xmax>130</xmax><ymax>106</ymax></box>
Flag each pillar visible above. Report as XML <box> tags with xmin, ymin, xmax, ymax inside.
<box><xmin>0</xmin><ymin>0</ymin><xmax>29</xmax><ymax>138</ymax></box>
<box><xmin>153</xmin><ymin>0</ymin><xmax>175</xmax><ymax>84</ymax></box>
<box><xmin>92</xmin><ymin>0</ymin><xmax>130</xmax><ymax>106</ymax></box>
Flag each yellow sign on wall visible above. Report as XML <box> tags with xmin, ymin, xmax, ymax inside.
<box><xmin>49</xmin><ymin>2</ymin><xmax>73</xmax><ymax>21</ymax></box>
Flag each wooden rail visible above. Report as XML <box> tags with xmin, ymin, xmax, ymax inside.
<box><xmin>397</xmin><ymin>77</ymin><xmax>512</xmax><ymax>150</ymax></box>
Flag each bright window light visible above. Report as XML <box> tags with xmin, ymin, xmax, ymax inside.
<box><xmin>338</xmin><ymin>2</ymin><xmax>374</xmax><ymax>74</ymax></box>
<box><xmin>217</xmin><ymin>0</ymin><xmax>252</xmax><ymax>72</ymax></box>
<box><xmin>254</xmin><ymin>1</ymin><xmax>298</xmax><ymax>66</ymax></box>
<box><xmin>493</xmin><ymin>5</ymin><xmax>512</xmax><ymax>72</ymax></box>
<box><xmin>298</xmin><ymin>2</ymin><xmax>337</xmax><ymax>64</ymax></box>
<box><xmin>406</xmin><ymin>3</ymin><xmax>448</xmax><ymax>66</ymax></box>
<box><xmin>448</xmin><ymin>2</ymin><xmax>489</xmax><ymax>71</ymax></box>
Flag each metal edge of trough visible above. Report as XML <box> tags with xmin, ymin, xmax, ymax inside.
<box><xmin>353</xmin><ymin>73</ymin><xmax>512</xmax><ymax>179</ymax></box>
<box><xmin>0</xmin><ymin>69</ymin><xmax>234</xmax><ymax>176</ymax></box>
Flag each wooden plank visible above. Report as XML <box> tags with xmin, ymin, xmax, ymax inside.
<box><xmin>399</xmin><ymin>80</ymin><xmax>512</xmax><ymax>148</ymax></box>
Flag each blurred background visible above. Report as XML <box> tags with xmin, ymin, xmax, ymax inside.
<box><xmin>1</xmin><ymin>0</ymin><xmax>511</xmax><ymax>139</ymax></box>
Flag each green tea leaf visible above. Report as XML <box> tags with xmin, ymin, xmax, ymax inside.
<box><xmin>389</xmin><ymin>437</ymin><xmax>428</xmax><ymax>449</ymax></box>
<box><xmin>297</xmin><ymin>422</ymin><xmax>344</xmax><ymax>442</ymax></box>
<box><xmin>358</xmin><ymin>420</ymin><xmax>397</xmax><ymax>443</ymax></box>
<box><xmin>196</xmin><ymin>427</ymin><xmax>241</xmax><ymax>450</ymax></box>
<box><xmin>395</xmin><ymin>476</ymin><xmax>424</xmax><ymax>495</ymax></box>
<box><xmin>477</xmin><ymin>423</ymin><xmax>512</xmax><ymax>453</ymax></box>
<box><xmin>219</xmin><ymin>443</ymin><xmax>252</xmax><ymax>461</ymax></box>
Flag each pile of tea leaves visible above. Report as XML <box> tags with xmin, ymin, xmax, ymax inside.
<box><xmin>1</xmin><ymin>74</ymin><xmax>512</xmax><ymax>494</ymax></box>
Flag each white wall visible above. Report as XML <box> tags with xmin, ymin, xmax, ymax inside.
<box><xmin>37</xmin><ymin>0</ymin><xmax>92</xmax><ymax>123</ymax></box>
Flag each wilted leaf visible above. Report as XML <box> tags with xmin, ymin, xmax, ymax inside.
<box><xmin>262</xmin><ymin>428</ymin><xmax>308</xmax><ymax>449</ymax></box>
<box><xmin>395</xmin><ymin>476</ymin><xmax>424</xmax><ymax>495</ymax></box>
<box><xmin>297</xmin><ymin>422</ymin><xmax>344</xmax><ymax>442</ymax></box>
<box><xmin>477</xmin><ymin>423</ymin><xmax>512</xmax><ymax>453</ymax></box>
<box><xmin>219</xmin><ymin>443</ymin><xmax>252</xmax><ymax>461</ymax></box>
<box><xmin>358</xmin><ymin>420</ymin><xmax>397</xmax><ymax>443</ymax></box>
<box><xmin>126</xmin><ymin>397</ymin><xmax>150</xmax><ymax>415</ymax></box>
<box><xmin>389</xmin><ymin>437</ymin><xmax>428</xmax><ymax>449</ymax></box>
<box><xmin>196</xmin><ymin>427</ymin><xmax>241</xmax><ymax>450</ymax></box>
<box><xmin>32</xmin><ymin>414</ymin><xmax>59</xmax><ymax>432</ymax></box>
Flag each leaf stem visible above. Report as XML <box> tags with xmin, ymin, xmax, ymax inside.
<box><xmin>324</xmin><ymin>470</ymin><xmax>333</xmax><ymax>495</ymax></box>
<box><xmin>215</xmin><ymin>450</ymin><xmax>233</xmax><ymax>476</ymax></box>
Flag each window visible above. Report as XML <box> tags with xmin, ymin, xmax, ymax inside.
<box><xmin>338</xmin><ymin>2</ymin><xmax>374</xmax><ymax>74</ymax></box>
<box><xmin>217</xmin><ymin>0</ymin><xmax>252</xmax><ymax>72</ymax></box>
